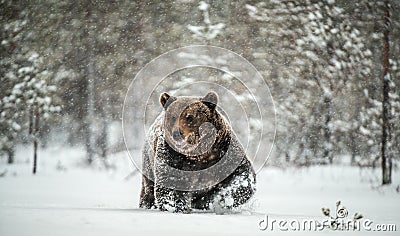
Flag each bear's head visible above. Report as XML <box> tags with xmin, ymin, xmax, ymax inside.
<box><xmin>160</xmin><ymin>91</ymin><xmax>222</xmax><ymax>156</ymax></box>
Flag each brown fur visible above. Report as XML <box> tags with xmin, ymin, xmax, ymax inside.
<box><xmin>161</xmin><ymin>93</ymin><xmax>227</xmax><ymax>166</ymax></box>
<box><xmin>139</xmin><ymin>91</ymin><xmax>256</xmax><ymax>212</ymax></box>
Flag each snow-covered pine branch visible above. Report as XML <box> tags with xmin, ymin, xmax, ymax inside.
<box><xmin>187</xmin><ymin>1</ymin><xmax>225</xmax><ymax>40</ymax></box>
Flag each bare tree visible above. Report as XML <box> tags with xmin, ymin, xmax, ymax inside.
<box><xmin>85</xmin><ymin>5</ymin><xmax>96</xmax><ymax>165</ymax></box>
<box><xmin>30</xmin><ymin>106</ymin><xmax>40</xmax><ymax>174</ymax></box>
<box><xmin>381</xmin><ymin>0</ymin><xmax>392</xmax><ymax>185</ymax></box>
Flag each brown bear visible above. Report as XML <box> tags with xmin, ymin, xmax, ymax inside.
<box><xmin>139</xmin><ymin>91</ymin><xmax>256</xmax><ymax>213</ymax></box>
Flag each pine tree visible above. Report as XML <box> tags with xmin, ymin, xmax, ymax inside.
<box><xmin>0</xmin><ymin>0</ymin><xmax>59</xmax><ymax>169</ymax></box>
<box><xmin>247</xmin><ymin>0</ymin><xmax>373</xmax><ymax>164</ymax></box>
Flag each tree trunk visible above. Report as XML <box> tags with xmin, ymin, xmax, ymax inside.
<box><xmin>381</xmin><ymin>0</ymin><xmax>392</xmax><ymax>185</ymax></box>
<box><xmin>85</xmin><ymin>7</ymin><xmax>96</xmax><ymax>165</ymax></box>
<box><xmin>323</xmin><ymin>95</ymin><xmax>333</xmax><ymax>164</ymax></box>
<box><xmin>99</xmin><ymin>90</ymin><xmax>109</xmax><ymax>163</ymax></box>
<box><xmin>99</xmin><ymin>111</ymin><xmax>108</xmax><ymax>160</ymax></box>
<box><xmin>86</xmin><ymin>55</ymin><xmax>95</xmax><ymax>165</ymax></box>
<box><xmin>350</xmin><ymin>131</ymin><xmax>357</xmax><ymax>165</ymax></box>
<box><xmin>33</xmin><ymin>106</ymin><xmax>39</xmax><ymax>174</ymax></box>
<box><xmin>7</xmin><ymin>148</ymin><xmax>14</xmax><ymax>164</ymax></box>
<box><xmin>33</xmin><ymin>136</ymin><xmax>38</xmax><ymax>174</ymax></box>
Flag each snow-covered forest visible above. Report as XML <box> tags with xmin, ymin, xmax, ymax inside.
<box><xmin>1</xmin><ymin>0</ymin><xmax>400</xmax><ymax>235</ymax></box>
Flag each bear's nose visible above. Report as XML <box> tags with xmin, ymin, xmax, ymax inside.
<box><xmin>172</xmin><ymin>130</ymin><xmax>182</xmax><ymax>141</ymax></box>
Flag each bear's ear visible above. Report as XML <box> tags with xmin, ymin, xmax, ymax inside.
<box><xmin>160</xmin><ymin>92</ymin><xmax>176</xmax><ymax>109</ymax></box>
<box><xmin>201</xmin><ymin>91</ymin><xmax>218</xmax><ymax>111</ymax></box>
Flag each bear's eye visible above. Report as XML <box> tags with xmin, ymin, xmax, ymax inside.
<box><xmin>186</xmin><ymin>115</ymin><xmax>194</xmax><ymax>123</ymax></box>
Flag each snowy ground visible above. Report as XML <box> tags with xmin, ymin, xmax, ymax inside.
<box><xmin>0</xmin><ymin>145</ymin><xmax>399</xmax><ymax>236</ymax></box>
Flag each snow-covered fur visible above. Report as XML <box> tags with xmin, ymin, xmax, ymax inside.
<box><xmin>139</xmin><ymin>92</ymin><xmax>256</xmax><ymax>213</ymax></box>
